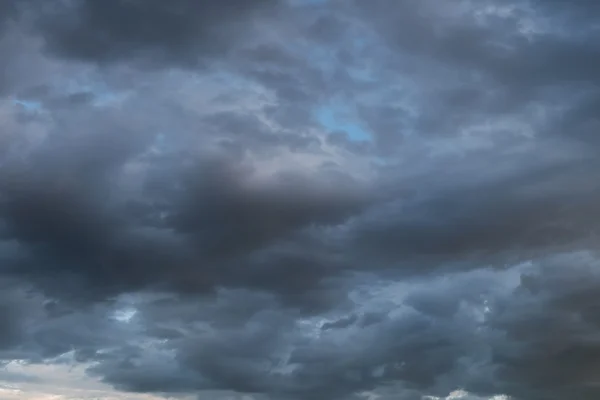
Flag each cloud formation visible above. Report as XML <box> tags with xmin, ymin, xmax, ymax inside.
<box><xmin>2</xmin><ymin>0</ymin><xmax>600</xmax><ymax>399</ymax></box>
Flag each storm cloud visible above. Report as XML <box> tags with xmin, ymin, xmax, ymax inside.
<box><xmin>2</xmin><ymin>0</ymin><xmax>600</xmax><ymax>399</ymax></box>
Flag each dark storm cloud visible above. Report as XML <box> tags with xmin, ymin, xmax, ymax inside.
<box><xmin>353</xmin><ymin>0</ymin><xmax>600</xmax><ymax>88</ymax></box>
<box><xmin>85</xmin><ymin>291</ymin><xmax>296</xmax><ymax>394</ymax></box>
<box><xmin>235</xmin><ymin>43</ymin><xmax>328</xmax><ymax>104</ymax></box>
<box><xmin>169</xmin><ymin>158</ymin><xmax>367</xmax><ymax>258</ymax></box>
<box><xmin>3</xmin><ymin>1</ymin><xmax>600</xmax><ymax>400</ymax></box>
<box><xmin>473</xmin><ymin>252</ymin><xmax>600</xmax><ymax>400</ymax></box>
<box><xmin>123</xmin><ymin>254</ymin><xmax>598</xmax><ymax>400</ymax></box>
<box><xmin>0</xmin><ymin>288</ymin><xmax>25</xmax><ymax>351</ymax></box>
<box><xmin>289</xmin><ymin>253</ymin><xmax>600</xmax><ymax>400</ymax></box>
<box><xmin>82</xmin><ymin>269</ymin><xmax>504</xmax><ymax>400</ymax></box>
<box><xmin>529</xmin><ymin>0</ymin><xmax>600</xmax><ymax>24</ymax></box>
<box><xmin>0</xmin><ymin>0</ymin><xmax>17</xmax><ymax>29</ymax></box>
<box><xmin>346</xmin><ymin>152</ymin><xmax>600</xmax><ymax>273</ymax></box>
<box><xmin>0</xmin><ymin>111</ymin><xmax>158</xmax><ymax>300</ymax></box>
<box><xmin>0</xmin><ymin>119</ymin><xmax>369</xmax><ymax>307</ymax></box>
<box><xmin>34</xmin><ymin>0</ymin><xmax>282</xmax><ymax>67</ymax></box>
<box><xmin>0</xmin><ymin>282</ymin><xmax>124</xmax><ymax>364</ymax></box>
<box><xmin>341</xmin><ymin>0</ymin><xmax>600</xmax><ymax>149</ymax></box>
<box><xmin>0</xmin><ymin>14</ymin><xmax>51</xmax><ymax>96</ymax></box>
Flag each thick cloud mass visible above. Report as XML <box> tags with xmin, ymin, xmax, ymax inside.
<box><xmin>36</xmin><ymin>0</ymin><xmax>280</xmax><ymax>66</ymax></box>
<box><xmin>3</xmin><ymin>1</ymin><xmax>600</xmax><ymax>399</ymax></box>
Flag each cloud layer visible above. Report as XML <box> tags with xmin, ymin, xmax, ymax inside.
<box><xmin>2</xmin><ymin>0</ymin><xmax>600</xmax><ymax>399</ymax></box>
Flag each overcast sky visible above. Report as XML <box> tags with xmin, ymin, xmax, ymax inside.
<box><xmin>2</xmin><ymin>0</ymin><xmax>600</xmax><ymax>399</ymax></box>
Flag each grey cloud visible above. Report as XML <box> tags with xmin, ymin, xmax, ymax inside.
<box><xmin>34</xmin><ymin>0</ymin><xmax>282</xmax><ymax>67</ymax></box>
<box><xmin>169</xmin><ymin>158</ymin><xmax>367</xmax><ymax>257</ymax></box>
<box><xmin>325</xmin><ymin>131</ymin><xmax>373</xmax><ymax>156</ymax></box>
<box><xmin>0</xmin><ymin>0</ymin><xmax>18</xmax><ymax>30</ymax></box>
<box><xmin>528</xmin><ymin>0</ymin><xmax>600</xmax><ymax>24</ymax></box>
<box><xmin>0</xmin><ymin>290</ymin><xmax>25</xmax><ymax>352</ymax></box>
<box><xmin>0</xmin><ymin>112</ymin><xmax>369</xmax><ymax>308</ymax></box>
<box><xmin>353</xmin><ymin>0</ymin><xmax>587</xmax><ymax>87</ymax></box>
<box><xmin>344</xmin><ymin>151</ymin><xmax>600</xmax><ymax>275</ymax></box>
<box><xmin>86</xmin><ymin>270</ymin><xmax>495</xmax><ymax>400</ymax></box>
<box><xmin>320</xmin><ymin>314</ymin><xmax>358</xmax><ymax>330</ymax></box>
<box><xmin>0</xmin><ymin>23</ymin><xmax>50</xmax><ymax>96</ymax></box>
<box><xmin>342</xmin><ymin>0</ymin><xmax>600</xmax><ymax>151</ymax></box>
<box><xmin>85</xmin><ymin>291</ymin><xmax>296</xmax><ymax>395</ymax></box>
<box><xmin>485</xmin><ymin>252</ymin><xmax>600</xmax><ymax>400</ymax></box>
<box><xmin>87</xmin><ymin>343</ymin><xmax>201</xmax><ymax>394</ymax></box>
<box><xmin>202</xmin><ymin>110</ymin><xmax>321</xmax><ymax>152</ymax></box>
<box><xmin>357</xmin><ymin>104</ymin><xmax>410</xmax><ymax>152</ymax></box>
<box><xmin>0</xmin><ymin>284</ymin><xmax>127</xmax><ymax>366</ymax></box>
<box><xmin>3</xmin><ymin>0</ymin><xmax>600</xmax><ymax>400</ymax></box>
<box><xmin>0</xmin><ymin>369</ymin><xmax>42</xmax><ymax>384</ymax></box>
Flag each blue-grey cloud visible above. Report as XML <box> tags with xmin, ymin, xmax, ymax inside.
<box><xmin>2</xmin><ymin>1</ymin><xmax>600</xmax><ymax>400</ymax></box>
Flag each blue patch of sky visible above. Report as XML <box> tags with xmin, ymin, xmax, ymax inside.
<box><xmin>315</xmin><ymin>103</ymin><xmax>371</xmax><ymax>141</ymax></box>
<box><xmin>12</xmin><ymin>98</ymin><xmax>42</xmax><ymax>111</ymax></box>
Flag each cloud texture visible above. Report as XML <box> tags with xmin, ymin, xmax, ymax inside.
<box><xmin>2</xmin><ymin>0</ymin><xmax>600</xmax><ymax>399</ymax></box>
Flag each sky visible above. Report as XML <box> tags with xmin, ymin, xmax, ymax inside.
<box><xmin>2</xmin><ymin>0</ymin><xmax>600</xmax><ymax>399</ymax></box>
